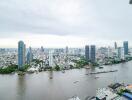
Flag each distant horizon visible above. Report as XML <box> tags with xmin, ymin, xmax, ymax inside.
<box><xmin>0</xmin><ymin>39</ymin><xmax>131</xmax><ymax>49</ymax></box>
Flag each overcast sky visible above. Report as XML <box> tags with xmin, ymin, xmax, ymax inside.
<box><xmin>0</xmin><ymin>0</ymin><xmax>132</xmax><ymax>48</ymax></box>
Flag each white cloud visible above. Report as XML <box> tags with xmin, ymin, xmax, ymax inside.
<box><xmin>0</xmin><ymin>0</ymin><xmax>132</xmax><ymax>47</ymax></box>
<box><xmin>0</xmin><ymin>34</ymin><xmax>127</xmax><ymax>48</ymax></box>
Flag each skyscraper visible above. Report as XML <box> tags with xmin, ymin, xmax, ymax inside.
<box><xmin>18</xmin><ymin>41</ymin><xmax>26</xmax><ymax>69</ymax></box>
<box><xmin>65</xmin><ymin>46</ymin><xmax>68</xmax><ymax>55</ymax></box>
<box><xmin>123</xmin><ymin>41</ymin><xmax>128</xmax><ymax>55</ymax></box>
<box><xmin>90</xmin><ymin>45</ymin><xmax>96</xmax><ymax>63</ymax></box>
<box><xmin>85</xmin><ymin>45</ymin><xmax>89</xmax><ymax>61</ymax></box>
<box><xmin>49</xmin><ymin>50</ymin><xmax>54</xmax><ymax>67</ymax></box>
<box><xmin>85</xmin><ymin>45</ymin><xmax>96</xmax><ymax>63</ymax></box>
<box><xmin>27</xmin><ymin>47</ymin><xmax>33</xmax><ymax>65</ymax></box>
<box><xmin>41</xmin><ymin>46</ymin><xmax>44</xmax><ymax>52</ymax></box>
<box><xmin>108</xmin><ymin>46</ymin><xmax>113</xmax><ymax>58</ymax></box>
<box><xmin>114</xmin><ymin>42</ymin><xmax>117</xmax><ymax>49</ymax></box>
<box><xmin>118</xmin><ymin>47</ymin><xmax>125</xmax><ymax>60</ymax></box>
<box><xmin>23</xmin><ymin>44</ymin><xmax>26</xmax><ymax>65</ymax></box>
<box><xmin>65</xmin><ymin>46</ymin><xmax>69</xmax><ymax>68</ymax></box>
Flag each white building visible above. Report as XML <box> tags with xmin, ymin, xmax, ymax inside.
<box><xmin>96</xmin><ymin>88</ymin><xmax>120</xmax><ymax>100</ymax></box>
<box><xmin>107</xmin><ymin>47</ymin><xmax>113</xmax><ymax>58</ymax></box>
<box><xmin>118</xmin><ymin>47</ymin><xmax>125</xmax><ymax>60</ymax></box>
<box><xmin>49</xmin><ymin>50</ymin><xmax>54</xmax><ymax>67</ymax></box>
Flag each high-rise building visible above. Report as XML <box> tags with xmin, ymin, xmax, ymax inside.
<box><xmin>85</xmin><ymin>45</ymin><xmax>89</xmax><ymax>61</ymax></box>
<box><xmin>23</xmin><ymin>44</ymin><xmax>26</xmax><ymax>65</ymax></box>
<box><xmin>49</xmin><ymin>50</ymin><xmax>54</xmax><ymax>67</ymax></box>
<box><xmin>41</xmin><ymin>46</ymin><xmax>44</xmax><ymax>52</ymax></box>
<box><xmin>90</xmin><ymin>45</ymin><xmax>96</xmax><ymax>63</ymax></box>
<box><xmin>18</xmin><ymin>41</ymin><xmax>26</xmax><ymax>69</ymax></box>
<box><xmin>114</xmin><ymin>42</ymin><xmax>117</xmax><ymax>49</ymax></box>
<box><xmin>107</xmin><ymin>47</ymin><xmax>113</xmax><ymax>58</ymax></box>
<box><xmin>27</xmin><ymin>47</ymin><xmax>33</xmax><ymax>65</ymax></box>
<box><xmin>118</xmin><ymin>47</ymin><xmax>125</xmax><ymax>60</ymax></box>
<box><xmin>65</xmin><ymin>46</ymin><xmax>69</xmax><ymax>66</ymax></box>
<box><xmin>65</xmin><ymin>46</ymin><xmax>68</xmax><ymax>54</ymax></box>
<box><xmin>85</xmin><ymin>45</ymin><xmax>96</xmax><ymax>63</ymax></box>
<box><xmin>123</xmin><ymin>41</ymin><xmax>128</xmax><ymax>55</ymax></box>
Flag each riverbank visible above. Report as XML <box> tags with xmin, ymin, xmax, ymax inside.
<box><xmin>95</xmin><ymin>83</ymin><xmax>132</xmax><ymax>100</ymax></box>
<box><xmin>0</xmin><ymin>65</ymin><xmax>17</xmax><ymax>74</ymax></box>
<box><xmin>0</xmin><ymin>57</ymin><xmax>132</xmax><ymax>75</ymax></box>
<box><xmin>0</xmin><ymin>64</ymin><xmax>29</xmax><ymax>74</ymax></box>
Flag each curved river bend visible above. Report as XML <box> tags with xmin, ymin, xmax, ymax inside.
<box><xmin>0</xmin><ymin>61</ymin><xmax>132</xmax><ymax>100</ymax></box>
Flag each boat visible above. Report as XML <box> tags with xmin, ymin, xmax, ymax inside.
<box><xmin>73</xmin><ymin>81</ymin><xmax>79</xmax><ymax>84</ymax></box>
<box><xmin>85</xmin><ymin>73</ymin><xmax>89</xmax><ymax>75</ymax></box>
<box><xmin>27</xmin><ymin>68</ymin><xmax>38</xmax><ymax>74</ymax></box>
<box><xmin>95</xmin><ymin>77</ymin><xmax>99</xmax><ymax>79</ymax></box>
<box><xmin>62</xmin><ymin>70</ymin><xmax>65</xmax><ymax>73</ymax></box>
<box><xmin>90</xmin><ymin>70</ymin><xmax>118</xmax><ymax>74</ymax></box>
<box><xmin>27</xmin><ymin>70</ymin><xmax>34</xmax><ymax>74</ymax></box>
<box><xmin>38</xmin><ymin>68</ymin><xmax>42</xmax><ymax>72</ymax></box>
<box><xmin>99</xmin><ymin>66</ymin><xmax>104</xmax><ymax>69</ymax></box>
<box><xmin>17</xmin><ymin>71</ymin><xmax>25</xmax><ymax>76</ymax></box>
<box><xmin>68</xmin><ymin>96</ymin><xmax>81</xmax><ymax>100</ymax></box>
<box><xmin>36</xmin><ymin>71</ymin><xmax>38</xmax><ymax>74</ymax></box>
<box><xmin>49</xmin><ymin>76</ymin><xmax>53</xmax><ymax>79</ymax></box>
<box><xmin>85</xmin><ymin>66</ymin><xmax>91</xmax><ymax>69</ymax></box>
<box><xmin>109</xmin><ymin>70</ymin><xmax>118</xmax><ymax>72</ymax></box>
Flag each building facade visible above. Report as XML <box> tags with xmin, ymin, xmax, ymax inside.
<box><xmin>90</xmin><ymin>45</ymin><xmax>96</xmax><ymax>63</ymax></box>
<box><xmin>114</xmin><ymin>42</ymin><xmax>117</xmax><ymax>49</ymax></box>
<box><xmin>123</xmin><ymin>41</ymin><xmax>128</xmax><ymax>55</ymax></box>
<box><xmin>49</xmin><ymin>50</ymin><xmax>54</xmax><ymax>67</ymax></box>
<box><xmin>18</xmin><ymin>41</ymin><xmax>26</xmax><ymax>69</ymax></box>
<box><xmin>27</xmin><ymin>47</ymin><xmax>33</xmax><ymax>65</ymax></box>
<box><xmin>85</xmin><ymin>45</ymin><xmax>96</xmax><ymax>63</ymax></box>
<box><xmin>118</xmin><ymin>47</ymin><xmax>125</xmax><ymax>60</ymax></box>
<box><xmin>85</xmin><ymin>45</ymin><xmax>89</xmax><ymax>61</ymax></box>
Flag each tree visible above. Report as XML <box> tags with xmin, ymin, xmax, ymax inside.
<box><xmin>55</xmin><ymin>65</ymin><xmax>60</xmax><ymax>71</ymax></box>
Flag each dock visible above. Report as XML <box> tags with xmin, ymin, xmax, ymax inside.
<box><xmin>90</xmin><ymin>70</ymin><xmax>118</xmax><ymax>74</ymax></box>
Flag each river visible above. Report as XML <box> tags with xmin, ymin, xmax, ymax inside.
<box><xmin>0</xmin><ymin>61</ymin><xmax>132</xmax><ymax>100</ymax></box>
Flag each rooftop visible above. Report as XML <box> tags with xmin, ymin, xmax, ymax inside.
<box><xmin>68</xmin><ymin>96</ymin><xmax>81</xmax><ymax>100</ymax></box>
<box><xmin>96</xmin><ymin>88</ymin><xmax>119</xmax><ymax>100</ymax></box>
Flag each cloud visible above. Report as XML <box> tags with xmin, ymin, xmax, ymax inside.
<box><xmin>0</xmin><ymin>0</ymin><xmax>132</xmax><ymax>47</ymax></box>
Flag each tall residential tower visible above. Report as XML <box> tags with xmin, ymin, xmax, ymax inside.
<box><xmin>18</xmin><ymin>41</ymin><xmax>26</xmax><ymax>69</ymax></box>
<box><xmin>85</xmin><ymin>45</ymin><xmax>96</xmax><ymax>63</ymax></box>
<box><xmin>123</xmin><ymin>41</ymin><xmax>128</xmax><ymax>55</ymax></box>
<box><xmin>90</xmin><ymin>45</ymin><xmax>96</xmax><ymax>63</ymax></box>
<box><xmin>114</xmin><ymin>42</ymin><xmax>117</xmax><ymax>49</ymax></box>
<box><xmin>85</xmin><ymin>45</ymin><xmax>89</xmax><ymax>61</ymax></box>
<box><xmin>27</xmin><ymin>47</ymin><xmax>33</xmax><ymax>65</ymax></box>
<box><xmin>49</xmin><ymin>50</ymin><xmax>54</xmax><ymax>67</ymax></box>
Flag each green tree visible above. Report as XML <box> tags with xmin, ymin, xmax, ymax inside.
<box><xmin>55</xmin><ymin>65</ymin><xmax>60</xmax><ymax>71</ymax></box>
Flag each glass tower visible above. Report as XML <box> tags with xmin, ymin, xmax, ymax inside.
<box><xmin>123</xmin><ymin>41</ymin><xmax>128</xmax><ymax>55</ymax></box>
<box><xmin>85</xmin><ymin>45</ymin><xmax>89</xmax><ymax>61</ymax></box>
<box><xmin>18</xmin><ymin>41</ymin><xmax>26</xmax><ymax>69</ymax></box>
<box><xmin>27</xmin><ymin>47</ymin><xmax>33</xmax><ymax>65</ymax></box>
<box><xmin>90</xmin><ymin>45</ymin><xmax>96</xmax><ymax>63</ymax></box>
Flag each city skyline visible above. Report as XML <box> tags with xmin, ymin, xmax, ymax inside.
<box><xmin>0</xmin><ymin>0</ymin><xmax>132</xmax><ymax>48</ymax></box>
<box><xmin>0</xmin><ymin>38</ymin><xmax>130</xmax><ymax>48</ymax></box>
<box><xmin>1</xmin><ymin>1</ymin><xmax>132</xmax><ymax>100</ymax></box>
